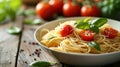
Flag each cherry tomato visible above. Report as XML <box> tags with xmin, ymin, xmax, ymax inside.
<box><xmin>81</xmin><ymin>5</ymin><xmax>101</xmax><ymax>17</ymax></box>
<box><xmin>63</xmin><ymin>0</ymin><xmax>81</xmax><ymax>17</ymax></box>
<box><xmin>79</xmin><ymin>30</ymin><xmax>95</xmax><ymax>41</ymax></box>
<box><xmin>49</xmin><ymin>0</ymin><xmax>63</xmax><ymax>15</ymax></box>
<box><xmin>103</xmin><ymin>28</ymin><xmax>118</xmax><ymax>39</ymax></box>
<box><xmin>60</xmin><ymin>25</ymin><xmax>74</xmax><ymax>37</ymax></box>
<box><xmin>36</xmin><ymin>2</ymin><xmax>55</xmax><ymax>20</ymax></box>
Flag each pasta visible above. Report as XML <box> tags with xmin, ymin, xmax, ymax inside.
<box><xmin>40</xmin><ymin>18</ymin><xmax>120</xmax><ymax>54</ymax></box>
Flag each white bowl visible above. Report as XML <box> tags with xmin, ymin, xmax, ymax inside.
<box><xmin>34</xmin><ymin>17</ymin><xmax>120</xmax><ymax>66</ymax></box>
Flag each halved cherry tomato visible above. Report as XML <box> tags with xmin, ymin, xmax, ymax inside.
<box><xmin>60</xmin><ymin>25</ymin><xmax>74</xmax><ymax>37</ymax></box>
<box><xmin>49</xmin><ymin>0</ymin><xmax>63</xmax><ymax>15</ymax></box>
<box><xmin>103</xmin><ymin>28</ymin><xmax>118</xmax><ymax>39</ymax></box>
<box><xmin>36</xmin><ymin>2</ymin><xmax>55</xmax><ymax>20</ymax></box>
<box><xmin>81</xmin><ymin>5</ymin><xmax>101</xmax><ymax>17</ymax></box>
<box><xmin>63</xmin><ymin>0</ymin><xmax>81</xmax><ymax>17</ymax></box>
<box><xmin>79</xmin><ymin>30</ymin><xmax>95</xmax><ymax>41</ymax></box>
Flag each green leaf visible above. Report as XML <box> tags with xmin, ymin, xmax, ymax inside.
<box><xmin>16</xmin><ymin>8</ymin><xmax>24</xmax><ymax>16</ymax></box>
<box><xmin>0</xmin><ymin>0</ymin><xmax>21</xmax><ymax>23</ymax></box>
<box><xmin>9</xmin><ymin>0</ymin><xmax>22</xmax><ymax>11</ymax></box>
<box><xmin>98</xmin><ymin>0</ymin><xmax>120</xmax><ymax>19</ymax></box>
<box><xmin>92</xmin><ymin>18</ymin><xmax>108</xmax><ymax>27</ymax></box>
<box><xmin>7</xmin><ymin>26</ymin><xmax>21</xmax><ymax>35</ymax></box>
<box><xmin>76</xmin><ymin>22</ymin><xmax>90</xmax><ymax>30</ymax></box>
<box><xmin>30</xmin><ymin>61</ymin><xmax>56</xmax><ymax>67</ymax></box>
<box><xmin>90</xmin><ymin>25</ymin><xmax>99</xmax><ymax>33</ymax></box>
<box><xmin>6</xmin><ymin>8</ymin><xmax>16</xmax><ymax>20</ymax></box>
<box><xmin>0</xmin><ymin>9</ymin><xmax>6</xmax><ymax>23</ymax></box>
<box><xmin>83</xmin><ymin>17</ymin><xmax>91</xmax><ymax>23</ymax></box>
<box><xmin>32</xmin><ymin>19</ymin><xmax>42</xmax><ymax>25</ymax></box>
<box><xmin>76</xmin><ymin>18</ymin><xmax>107</xmax><ymax>33</ymax></box>
<box><xmin>24</xmin><ymin>18</ymin><xmax>33</xmax><ymax>24</ymax></box>
<box><xmin>0</xmin><ymin>1</ymin><xmax>4</xmax><ymax>9</ymax></box>
<box><xmin>24</xmin><ymin>9</ymin><xmax>36</xmax><ymax>16</ymax></box>
<box><xmin>75</xmin><ymin>19</ymin><xmax>82</xmax><ymax>25</ymax></box>
<box><xmin>24</xmin><ymin>18</ymin><xmax>42</xmax><ymax>25</ymax></box>
<box><xmin>76</xmin><ymin>19</ymin><xmax>90</xmax><ymax>30</ymax></box>
<box><xmin>48</xmin><ymin>36</ymin><xmax>56</xmax><ymax>40</ymax></box>
<box><xmin>88</xmin><ymin>41</ymin><xmax>101</xmax><ymax>51</ymax></box>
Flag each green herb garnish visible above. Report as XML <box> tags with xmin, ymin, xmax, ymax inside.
<box><xmin>76</xmin><ymin>18</ymin><xmax>90</xmax><ymax>30</ymax></box>
<box><xmin>24</xmin><ymin>9</ymin><xmax>36</xmax><ymax>16</ymax></box>
<box><xmin>24</xmin><ymin>18</ymin><xmax>42</xmax><ymax>25</ymax></box>
<box><xmin>48</xmin><ymin>36</ymin><xmax>56</xmax><ymax>40</ymax></box>
<box><xmin>7</xmin><ymin>26</ymin><xmax>21</xmax><ymax>35</ymax></box>
<box><xmin>83</xmin><ymin>17</ymin><xmax>91</xmax><ymax>23</ymax></box>
<box><xmin>76</xmin><ymin>18</ymin><xmax>107</xmax><ymax>33</ymax></box>
<box><xmin>30</xmin><ymin>61</ymin><xmax>56</xmax><ymax>67</ymax></box>
<box><xmin>89</xmin><ymin>24</ymin><xmax>99</xmax><ymax>33</ymax></box>
<box><xmin>92</xmin><ymin>18</ymin><xmax>108</xmax><ymax>27</ymax></box>
<box><xmin>76</xmin><ymin>22</ymin><xmax>90</xmax><ymax>30</ymax></box>
<box><xmin>88</xmin><ymin>41</ymin><xmax>101</xmax><ymax>51</ymax></box>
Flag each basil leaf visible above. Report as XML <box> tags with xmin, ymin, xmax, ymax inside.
<box><xmin>6</xmin><ymin>8</ymin><xmax>16</xmax><ymax>20</ymax></box>
<box><xmin>0</xmin><ymin>0</ymin><xmax>21</xmax><ymax>23</ymax></box>
<box><xmin>24</xmin><ymin>18</ymin><xmax>42</xmax><ymax>25</ymax></box>
<box><xmin>76</xmin><ymin>18</ymin><xmax>107</xmax><ymax>32</ymax></box>
<box><xmin>76</xmin><ymin>22</ymin><xmax>90</xmax><ymax>30</ymax></box>
<box><xmin>90</xmin><ymin>25</ymin><xmax>99</xmax><ymax>33</ymax></box>
<box><xmin>83</xmin><ymin>17</ymin><xmax>91</xmax><ymax>23</ymax></box>
<box><xmin>32</xmin><ymin>19</ymin><xmax>42</xmax><ymax>25</ymax></box>
<box><xmin>76</xmin><ymin>19</ymin><xmax>83</xmax><ymax>24</ymax></box>
<box><xmin>24</xmin><ymin>9</ymin><xmax>36</xmax><ymax>16</ymax></box>
<box><xmin>48</xmin><ymin>36</ymin><xmax>55</xmax><ymax>40</ymax></box>
<box><xmin>75</xmin><ymin>18</ymin><xmax>91</xmax><ymax>30</ymax></box>
<box><xmin>9</xmin><ymin>0</ymin><xmax>22</xmax><ymax>11</ymax></box>
<box><xmin>92</xmin><ymin>18</ymin><xmax>107</xmax><ymax>27</ymax></box>
<box><xmin>0</xmin><ymin>9</ymin><xmax>6</xmax><ymax>23</ymax></box>
<box><xmin>7</xmin><ymin>26</ymin><xmax>21</xmax><ymax>35</ymax></box>
<box><xmin>30</xmin><ymin>61</ymin><xmax>56</xmax><ymax>67</ymax></box>
<box><xmin>24</xmin><ymin>18</ymin><xmax>32</xmax><ymax>24</ymax></box>
<box><xmin>88</xmin><ymin>41</ymin><xmax>101</xmax><ymax>51</ymax></box>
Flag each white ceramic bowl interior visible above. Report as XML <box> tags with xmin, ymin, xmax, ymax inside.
<box><xmin>34</xmin><ymin>17</ymin><xmax>120</xmax><ymax>66</ymax></box>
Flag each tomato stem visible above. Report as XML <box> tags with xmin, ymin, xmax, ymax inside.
<box><xmin>72</xmin><ymin>0</ymin><xmax>81</xmax><ymax>5</ymax></box>
<box><xmin>64</xmin><ymin>0</ymin><xmax>81</xmax><ymax>6</ymax></box>
<box><xmin>82</xmin><ymin>0</ymin><xmax>95</xmax><ymax>6</ymax></box>
<box><xmin>43</xmin><ymin>0</ymin><xmax>49</xmax><ymax>3</ymax></box>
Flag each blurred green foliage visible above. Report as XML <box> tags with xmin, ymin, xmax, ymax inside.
<box><xmin>98</xmin><ymin>0</ymin><xmax>120</xmax><ymax>20</ymax></box>
<box><xmin>0</xmin><ymin>0</ymin><xmax>21</xmax><ymax>23</ymax></box>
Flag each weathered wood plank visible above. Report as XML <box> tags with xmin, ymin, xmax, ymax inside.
<box><xmin>17</xmin><ymin>25</ymin><xmax>61</xmax><ymax>67</ymax></box>
<box><xmin>0</xmin><ymin>16</ymin><xmax>23</xmax><ymax>67</ymax></box>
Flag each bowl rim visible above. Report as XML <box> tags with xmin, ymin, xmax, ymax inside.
<box><xmin>34</xmin><ymin>17</ymin><xmax>120</xmax><ymax>56</ymax></box>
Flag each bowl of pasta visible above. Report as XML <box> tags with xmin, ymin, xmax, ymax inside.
<box><xmin>34</xmin><ymin>17</ymin><xmax>120</xmax><ymax>66</ymax></box>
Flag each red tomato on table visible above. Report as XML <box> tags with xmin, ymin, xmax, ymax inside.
<box><xmin>63</xmin><ymin>0</ymin><xmax>81</xmax><ymax>17</ymax></box>
<box><xmin>81</xmin><ymin>5</ymin><xmax>101</xmax><ymax>17</ymax></box>
<box><xmin>103</xmin><ymin>28</ymin><xmax>118</xmax><ymax>39</ymax></box>
<box><xmin>49</xmin><ymin>0</ymin><xmax>63</xmax><ymax>15</ymax></box>
<box><xmin>79</xmin><ymin>30</ymin><xmax>95</xmax><ymax>41</ymax></box>
<box><xmin>36</xmin><ymin>2</ymin><xmax>55</xmax><ymax>20</ymax></box>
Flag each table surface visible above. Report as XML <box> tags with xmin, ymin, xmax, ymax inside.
<box><xmin>0</xmin><ymin>15</ymin><xmax>120</xmax><ymax>67</ymax></box>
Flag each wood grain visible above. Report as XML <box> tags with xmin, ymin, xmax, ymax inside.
<box><xmin>0</xmin><ymin>16</ymin><xmax>23</xmax><ymax>67</ymax></box>
<box><xmin>17</xmin><ymin>25</ymin><xmax>61</xmax><ymax>67</ymax></box>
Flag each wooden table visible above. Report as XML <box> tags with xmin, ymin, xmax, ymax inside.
<box><xmin>0</xmin><ymin>16</ymin><xmax>120</xmax><ymax>67</ymax></box>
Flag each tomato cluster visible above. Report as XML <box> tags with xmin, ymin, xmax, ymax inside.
<box><xmin>36</xmin><ymin>0</ymin><xmax>101</xmax><ymax>21</ymax></box>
